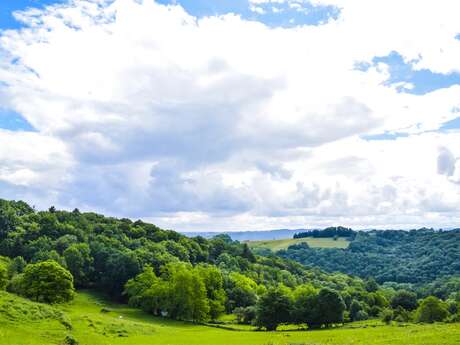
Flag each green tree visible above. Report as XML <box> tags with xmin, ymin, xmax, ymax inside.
<box><xmin>165</xmin><ymin>263</ymin><xmax>210</xmax><ymax>322</ymax></box>
<box><xmin>64</xmin><ymin>243</ymin><xmax>93</xmax><ymax>287</ymax></box>
<box><xmin>415</xmin><ymin>296</ymin><xmax>448</xmax><ymax>323</ymax></box>
<box><xmin>102</xmin><ymin>250</ymin><xmax>141</xmax><ymax>298</ymax></box>
<box><xmin>241</xmin><ymin>243</ymin><xmax>256</xmax><ymax>263</ymax></box>
<box><xmin>316</xmin><ymin>288</ymin><xmax>346</xmax><ymax>327</ymax></box>
<box><xmin>349</xmin><ymin>299</ymin><xmax>364</xmax><ymax>321</ymax></box>
<box><xmin>225</xmin><ymin>272</ymin><xmax>258</xmax><ymax>311</ymax></box>
<box><xmin>0</xmin><ymin>201</ymin><xmax>19</xmax><ymax>240</ymax></box>
<box><xmin>124</xmin><ymin>266</ymin><xmax>158</xmax><ymax>306</ymax></box>
<box><xmin>391</xmin><ymin>290</ymin><xmax>418</xmax><ymax>311</ymax></box>
<box><xmin>292</xmin><ymin>284</ymin><xmax>319</xmax><ymax>326</ymax></box>
<box><xmin>0</xmin><ymin>263</ymin><xmax>8</xmax><ymax>290</ymax></box>
<box><xmin>21</xmin><ymin>260</ymin><xmax>74</xmax><ymax>303</ymax></box>
<box><xmin>124</xmin><ymin>266</ymin><xmax>170</xmax><ymax>315</ymax></box>
<box><xmin>256</xmin><ymin>286</ymin><xmax>292</xmax><ymax>331</ymax></box>
<box><xmin>365</xmin><ymin>278</ymin><xmax>379</xmax><ymax>292</ymax></box>
<box><xmin>196</xmin><ymin>264</ymin><xmax>226</xmax><ymax>320</ymax></box>
<box><xmin>9</xmin><ymin>256</ymin><xmax>26</xmax><ymax>275</ymax></box>
<box><xmin>380</xmin><ymin>308</ymin><xmax>393</xmax><ymax>324</ymax></box>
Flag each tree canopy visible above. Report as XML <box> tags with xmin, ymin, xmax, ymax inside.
<box><xmin>18</xmin><ymin>260</ymin><xmax>75</xmax><ymax>303</ymax></box>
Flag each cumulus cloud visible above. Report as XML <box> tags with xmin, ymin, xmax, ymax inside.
<box><xmin>0</xmin><ymin>0</ymin><xmax>460</xmax><ymax>230</ymax></box>
<box><xmin>437</xmin><ymin>147</ymin><xmax>456</xmax><ymax>176</ymax></box>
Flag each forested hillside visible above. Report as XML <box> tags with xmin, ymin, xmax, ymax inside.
<box><xmin>0</xmin><ymin>199</ymin><xmax>459</xmax><ymax>333</ymax></box>
<box><xmin>0</xmin><ymin>199</ymin><xmax>379</xmax><ymax>326</ymax></box>
<box><xmin>278</xmin><ymin>228</ymin><xmax>460</xmax><ymax>287</ymax></box>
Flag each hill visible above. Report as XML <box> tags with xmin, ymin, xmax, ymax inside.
<box><xmin>182</xmin><ymin>229</ymin><xmax>311</xmax><ymax>241</ymax></box>
<box><xmin>247</xmin><ymin>237</ymin><xmax>350</xmax><ymax>251</ymax></box>
<box><xmin>1</xmin><ymin>290</ymin><xmax>459</xmax><ymax>345</ymax></box>
<box><xmin>0</xmin><ymin>199</ymin><xmax>459</xmax><ymax>340</ymax></box>
<box><xmin>277</xmin><ymin>229</ymin><xmax>460</xmax><ymax>286</ymax></box>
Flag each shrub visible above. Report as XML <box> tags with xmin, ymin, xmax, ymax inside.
<box><xmin>393</xmin><ymin>306</ymin><xmax>411</xmax><ymax>322</ymax></box>
<box><xmin>234</xmin><ymin>306</ymin><xmax>256</xmax><ymax>324</ymax></box>
<box><xmin>63</xmin><ymin>335</ymin><xmax>79</xmax><ymax>345</ymax></box>
<box><xmin>380</xmin><ymin>308</ymin><xmax>393</xmax><ymax>324</ymax></box>
<box><xmin>354</xmin><ymin>310</ymin><xmax>369</xmax><ymax>321</ymax></box>
<box><xmin>415</xmin><ymin>296</ymin><xmax>448</xmax><ymax>323</ymax></box>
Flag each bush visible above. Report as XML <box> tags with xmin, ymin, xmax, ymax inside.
<box><xmin>234</xmin><ymin>306</ymin><xmax>256</xmax><ymax>325</ymax></box>
<box><xmin>393</xmin><ymin>306</ymin><xmax>411</xmax><ymax>322</ymax></box>
<box><xmin>415</xmin><ymin>296</ymin><xmax>448</xmax><ymax>323</ymax></box>
<box><xmin>369</xmin><ymin>305</ymin><xmax>382</xmax><ymax>317</ymax></box>
<box><xmin>380</xmin><ymin>308</ymin><xmax>393</xmax><ymax>324</ymax></box>
<box><xmin>354</xmin><ymin>310</ymin><xmax>369</xmax><ymax>321</ymax></box>
<box><xmin>62</xmin><ymin>335</ymin><xmax>79</xmax><ymax>345</ymax></box>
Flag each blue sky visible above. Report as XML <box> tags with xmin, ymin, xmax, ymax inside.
<box><xmin>1</xmin><ymin>0</ymin><xmax>460</xmax><ymax>230</ymax></box>
<box><xmin>156</xmin><ymin>0</ymin><xmax>340</xmax><ymax>27</ymax></box>
<box><xmin>1</xmin><ymin>0</ymin><xmax>339</xmax><ymax>30</ymax></box>
<box><xmin>0</xmin><ymin>0</ymin><xmax>67</xmax><ymax>29</ymax></box>
<box><xmin>356</xmin><ymin>51</ymin><xmax>460</xmax><ymax>96</ymax></box>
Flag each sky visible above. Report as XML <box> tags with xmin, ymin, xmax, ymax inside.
<box><xmin>0</xmin><ymin>0</ymin><xmax>460</xmax><ymax>231</ymax></box>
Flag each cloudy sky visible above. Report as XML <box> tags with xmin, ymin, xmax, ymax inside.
<box><xmin>1</xmin><ymin>0</ymin><xmax>460</xmax><ymax>231</ymax></box>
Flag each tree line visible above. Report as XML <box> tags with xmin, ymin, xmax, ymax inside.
<box><xmin>293</xmin><ymin>227</ymin><xmax>356</xmax><ymax>239</ymax></box>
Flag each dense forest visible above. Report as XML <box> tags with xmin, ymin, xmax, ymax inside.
<box><xmin>0</xmin><ymin>199</ymin><xmax>459</xmax><ymax>330</ymax></box>
<box><xmin>278</xmin><ymin>228</ymin><xmax>459</xmax><ymax>290</ymax></box>
<box><xmin>294</xmin><ymin>226</ymin><xmax>356</xmax><ymax>239</ymax></box>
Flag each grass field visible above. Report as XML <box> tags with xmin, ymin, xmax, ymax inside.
<box><xmin>1</xmin><ymin>290</ymin><xmax>459</xmax><ymax>345</ymax></box>
<box><xmin>247</xmin><ymin>237</ymin><xmax>350</xmax><ymax>251</ymax></box>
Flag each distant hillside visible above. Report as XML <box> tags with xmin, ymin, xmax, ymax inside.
<box><xmin>278</xmin><ymin>228</ymin><xmax>460</xmax><ymax>285</ymax></box>
<box><xmin>247</xmin><ymin>237</ymin><xmax>350</xmax><ymax>251</ymax></box>
<box><xmin>181</xmin><ymin>229</ymin><xmax>312</xmax><ymax>241</ymax></box>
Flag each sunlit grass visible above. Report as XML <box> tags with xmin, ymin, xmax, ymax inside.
<box><xmin>247</xmin><ymin>237</ymin><xmax>350</xmax><ymax>251</ymax></box>
<box><xmin>0</xmin><ymin>290</ymin><xmax>459</xmax><ymax>345</ymax></box>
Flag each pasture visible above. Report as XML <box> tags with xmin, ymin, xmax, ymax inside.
<box><xmin>1</xmin><ymin>291</ymin><xmax>459</xmax><ymax>345</ymax></box>
<box><xmin>247</xmin><ymin>237</ymin><xmax>350</xmax><ymax>251</ymax></box>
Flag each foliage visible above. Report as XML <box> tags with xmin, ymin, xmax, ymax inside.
<box><xmin>63</xmin><ymin>244</ymin><xmax>93</xmax><ymax>287</ymax></box>
<box><xmin>19</xmin><ymin>260</ymin><xmax>75</xmax><ymax>303</ymax></box>
<box><xmin>0</xmin><ymin>199</ymin><xmax>456</xmax><ymax>330</ymax></box>
<box><xmin>315</xmin><ymin>288</ymin><xmax>346</xmax><ymax>327</ymax></box>
<box><xmin>380</xmin><ymin>308</ymin><xmax>394</xmax><ymax>324</ymax></box>
<box><xmin>294</xmin><ymin>227</ymin><xmax>356</xmax><ymax>239</ymax></box>
<box><xmin>280</xmin><ymin>228</ymin><xmax>460</xmax><ymax>285</ymax></box>
<box><xmin>0</xmin><ymin>199</ymin><xmax>339</xmax><ymax>302</ymax></box>
<box><xmin>234</xmin><ymin>306</ymin><xmax>256</xmax><ymax>324</ymax></box>
<box><xmin>255</xmin><ymin>286</ymin><xmax>293</xmax><ymax>330</ymax></box>
<box><xmin>125</xmin><ymin>263</ymin><xmax>226</xmax><ymax>322</ymax></box>
<box><xmin>415</xmin><ymin>296</ymin><xmax>449</xmax><ymax>323</ymax></box>
<box><xmin>0</xmin><ymin>262</ymin><xmax>8</xmax><ymax>290</ymax></box>
<box><xmin>391</xmin><ymin>290</ymin><xmax>418</xmax><ymax>311</ymax></box>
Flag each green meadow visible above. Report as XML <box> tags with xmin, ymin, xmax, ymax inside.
<box><xmin>247</xmin><ymin>237</ymin><xmax>350</xmax><ymax>251</ymax></box>
<box><xmin>1</xmin><ymin>290</ymin><xmax>458</xmax><ymax>345</ymax></box>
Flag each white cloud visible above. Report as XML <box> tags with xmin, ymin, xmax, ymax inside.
<box><xmin>0</xmin><ymin>0</ymin><xmax>460</xmax><ymax>230</ymax></box>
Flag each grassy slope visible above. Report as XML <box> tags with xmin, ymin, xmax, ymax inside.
<box><xmin>247</xmin><ymin>237</ymin><xmax>350</xmax><ymax>251</ymax></box>
<box><xmin>1</xmin><ymin>291</ymin><xmax>459</xmax><ymax>345</ymax></box>
<box><xmin>0</xmin><ymin>291</ymin><xmax>70</xmax><ymax>345</ymax></box>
